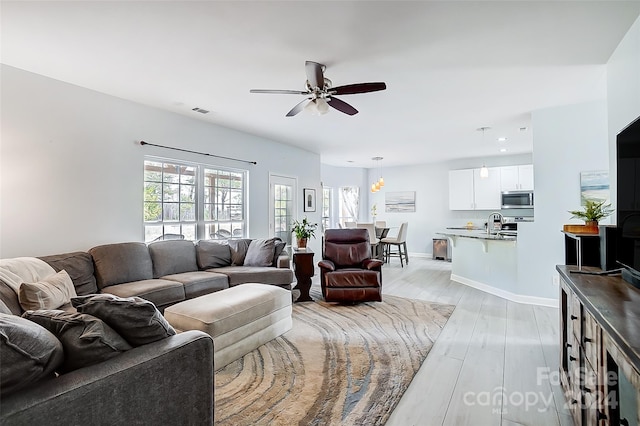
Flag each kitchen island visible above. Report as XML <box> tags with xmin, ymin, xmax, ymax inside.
<box><xmin>437</xmin><ymin>229</ymin><xmax>520</xmax><ymax>302</ymax></box>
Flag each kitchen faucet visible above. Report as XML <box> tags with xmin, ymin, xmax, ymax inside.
<box><xmin>487</xmin><ymin>212</ymin><xmax>504</xmax><ymax>235</ymax></box>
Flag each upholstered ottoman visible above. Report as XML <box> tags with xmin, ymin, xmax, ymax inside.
<box><xmin>163</xmin><ymin>283</ymin><xmax>292</xmax><ymax>369</ymax></box>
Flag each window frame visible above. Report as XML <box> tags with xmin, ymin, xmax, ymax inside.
<box><xmin>143</xmin><ymin>156</ymin><xmax>248</xmax><ymax>242</ymax></box>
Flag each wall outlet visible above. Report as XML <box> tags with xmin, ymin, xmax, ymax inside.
<box><xmin>552</xmin><ymin>275</ymin><xmax>560</xmax><ymax>287</ymax></box>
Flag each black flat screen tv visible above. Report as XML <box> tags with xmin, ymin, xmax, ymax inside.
<box><xmin>616</xmin><ymin>115</ymin><xmax>640</xmax><ymax>285</ymax></box>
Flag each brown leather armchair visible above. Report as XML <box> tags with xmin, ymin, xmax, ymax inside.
<box><xmin>318</xmin><ymin>228</ymin><xmax>383</xmax><ymax>303</ymax></box>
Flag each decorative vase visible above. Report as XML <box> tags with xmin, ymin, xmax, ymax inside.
<box><xmin>585</xmin><ymin>220</ymin><xmax>599</xmax><ymax>233</ymax></box>
<box><xmin>297</xmin><ymin>237</ymin><xmax>308</xmax><ymax>249</ymax></box>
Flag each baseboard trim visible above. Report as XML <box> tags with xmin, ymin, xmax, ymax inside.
<box><xmin>450</xmin><ymin>274</ymin><xmax>558</xmax><ymax>308</ymax></box>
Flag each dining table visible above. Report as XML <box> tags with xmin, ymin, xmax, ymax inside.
<box><xmin>374</xmin><ymin>227</ymin><xmax>390</xmax><ymax>260</ymax></box>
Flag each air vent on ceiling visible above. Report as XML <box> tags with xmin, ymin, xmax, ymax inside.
<box><xmin>192</xmin><ymin>107</ymin><xmax>210</xmax><ymax>114</ymax></box>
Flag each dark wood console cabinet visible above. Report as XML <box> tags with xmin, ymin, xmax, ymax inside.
<box><xmin>557</xmin><ymin>265</ymin><xmax>640</xmax><ymax>425</ymax></box>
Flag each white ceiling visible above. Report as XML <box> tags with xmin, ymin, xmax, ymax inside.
<box><xmin>2</xmin><ymin>1</ymin><xmax>639</xmax><ymax>168</ymax></box>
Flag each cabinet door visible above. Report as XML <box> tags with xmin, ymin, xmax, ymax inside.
<box><xmin>518</xmin><ymin>164</ymin><xmax>534</xmax><ymax>190</ymax></box>
<box><xmin>500</xmin><ymin>166</ymin><xmax>520</xmax><ymax>191</ymax></box>
<box><xmin>449</xmin><ymin>169</ymin><xmax>475</xmax><ymax>210</ymax></box>
<box><xmin>473</xmin><ymin>167</ymin><xmax>501</xmax><ymax>210</ymax></box>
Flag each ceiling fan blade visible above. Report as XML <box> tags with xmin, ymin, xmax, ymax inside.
<box><xmin>330</xmin><ymin>82</ymin><xmax>387</xmax><ymax>96</ymax></box>
<box><xmin>250</xmin><ymin>89</ymin><xmax>308</xmax><ymax>95</ymax></box>
<box><xmin>286</xmin><ymin>99</ymin><xmax>311</xmax><ymax>117</ymax></box>
<box><xmin>327</xmin><ymin>97</ymin><xmax>358</xmax><ymax>116</ymax></box>
<box><xmin>305</xmin><ymin>61</ymin><xmax>325</xmax><ymax>89</ymax></box>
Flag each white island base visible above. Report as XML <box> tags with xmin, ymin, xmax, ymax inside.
<box><xmin>438</xmin><ymin>231</ymin><xmax>554</xmax><ymax>306</ymax></box>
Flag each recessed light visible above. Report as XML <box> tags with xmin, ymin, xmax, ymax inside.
<box><xmin>192</xmin><ymin>107</ymin><xmax>210</xmax><ymax>114</ymax></box>
<box><xmin>500</xmin><ymin>148</ymin><xmax>508</xmax><ymax>153</ymax></box>
<box><xmin>497</xmin><ymin>137</ymin><xmax>507</xmax><ymax>142</ymax></box>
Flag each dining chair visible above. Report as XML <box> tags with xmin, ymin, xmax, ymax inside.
<box><xmin>381</xmin><ymin>222</ymin><xmax>409</xmax><ymax>267</ymax></box>
<box><xmin>344</xmin><ymin>221</ymin><xmax>357</xmax><ymax>228</ymax></box>
<box><xmin>356</xmin><ymin>222</ymin><xmax>380</xmax><ymax>258</ymax></box>
<box><xmin>375</xmin><ymin>220</ymin><xmax>387</xmax><ymax>228</ymax></box>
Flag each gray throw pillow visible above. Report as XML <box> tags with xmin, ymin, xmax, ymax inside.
<box><xmin>228</xmin><ymin>239</ymin><xmax>252</xmax><ymax>266</ymax></box>
<box><xmin>244</xmin><ymin>238</ymin><xmax>277</xmax><ymax>267</ymax></box>
<box><xmin>23</xmin><ymin>310</ymin><xmax>132</xmax><ymax>373</ymax></box>
<box><xmin>0</xmin><ymin>299</ymin><xmax>12</xmax><ymax>315</ymax></box>
<box><xmin>196</xmin><ymin>240</ymin><xmax>232</xmax><ymax>269</ymax></box>
<box><xmin>71</xmin><ymin>294</ymin><xmax>176</xmax><ymax>346</ymax></box>
<box><xmin>0</xmin><ymin>313</ymin><xmax>64</xmax><ymax>396</ymax></box>
<box><xmin>272</xmin><ymin>239</ymin><xmax>287</xmax><ymax>267</ymax></box>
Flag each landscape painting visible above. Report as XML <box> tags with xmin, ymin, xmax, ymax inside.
<box><xmin>580</xmin><ymin>170</ymin><xmax>609</xmax><ymax>205</ymax></box>
<box><xmin>385</xmin><ymin>191</ymin><xmax>416</xmax><ymax>212</ymax></box>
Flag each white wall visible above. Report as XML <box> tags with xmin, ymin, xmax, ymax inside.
<box><xmin>608</xmin><ymin>14</ymin><xmax>640</xmax><ymax>214</ymax></box>
<box><xmin>0</xmin><ymin>65</ymin><xmax>322</xmax><ymax>257</ymax></box>
<box><xmin>519</xmin><ymin>100</ymin><xmax>609</xmax><ymax>299</ymax></box>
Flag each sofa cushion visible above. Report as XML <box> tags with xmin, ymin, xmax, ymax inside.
<box><xmin>39</xmin><ymin>251</ymin><xmax>97</xmax><ymax>295</ymax></box>
<box><xmin>72</xmin><ymin>294</ymin><xmax>176</xmax><ymax>346</ymax></box>
<box><xmin>195</xmin><ymin>240</ymin><xmax>231</xmax><ymax>269</ymax></box>
<box><xmin>18</xmin><ymin>270</ymin><xmax>78</xmax><ymax>311</ymax></box>
<box><xmin>0</xmin><ymin>313</ymin><xmax>64</xmax><ymax>396</ymax></box>
<box><xmin>89</xmin><ymin>243</ymin><xmax>153</xmax><ymax>289</ymax></box>
<box><xmin>244</xmin><ymin>238</ymin><xmax>276</xmax><ymax>267</ymax></box>
<box><xmin>22</xmin><ymin>310</ymin><xmax>131</xmax><ymax>373</ymax></box>
<box><xmin>99</xmin><ymin>279</ymin><xmax>185</xmax><ymax>308</ymax></box>
<box><xmin>272</xmin><ymin>239</ymin><xmax>287</xmax><ymax>267</ymax></box>
<box><xmin>228</xmin><ymin>239</ymin><xmax>252</xmax><ymax>266</ymax></box>
<box><xmin>212</xmin><ymin>266</ymin><xmax>293</xmax><ymax>288</ymax></box>
<box><xmin>0</xmin><ymin>279</ymin><xmax>22</xmax><ymax>316</ymax></box>
<box><xmin>148</xmin><ymin>240</ymin><xmax>198</xmax><ymax>278</ymax></box>
<box><xmin>161</xmin><ymin>271</ymin><xmax>229</xmax><ymax>299</ymax></box>
<box><xmin>0</xmin><ymin>299</ymin><xmax>11</xmax><ymax>315</ymax></box>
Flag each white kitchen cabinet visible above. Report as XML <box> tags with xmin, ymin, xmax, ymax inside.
<box><xmin>449</xmin><ymin>167</ymin><xmax>501</xmax><ymax>210</ymax></box>
<box><xmin>449</xmin><ymin>169</ymin><xmax>475</xmax><ymax>210</ymax></box>
<box><xmin>500</xmin><ymin>164</ymin><xmax>534</xmax><ymax>191</ymax></box>
<box><xmin>473</xmin><ymin>167</ymin><xmax>501</xmax><ymax>210</ymax></box>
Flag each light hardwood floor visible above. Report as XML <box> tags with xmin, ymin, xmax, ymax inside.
<box><xmin>312</xmin><ymin>256</ymin><xmax>572</xmax><ymax>426</ymax></box>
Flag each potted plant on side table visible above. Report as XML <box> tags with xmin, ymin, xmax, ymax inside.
<box><xmin>565</xmin><ymin>199</ymin><xmax>614</xmax><ymax>234</ymax></box>
<box><xmin>292</xmin><ymin>217</ymin><xmax>317</xmax><ymax>249</ymax></box>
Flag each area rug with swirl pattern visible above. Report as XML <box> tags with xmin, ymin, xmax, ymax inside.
<box><xmin>214</xmin><ymin>292</ymin><xmax>454</xmax><ymax>425</ymax></box>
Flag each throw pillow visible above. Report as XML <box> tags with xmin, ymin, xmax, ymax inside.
<box><xmin>195</xmin><ymin>240</ymin><xmax>232</xmax><ymax>269</ymax></box>
<box><xmin>272</xmin><ymin>238</ymin><xmax>287</xmax><ymax>267</ymax></box>
<box><xmin>71</xmin><ymin>294</ymin><xmax>176</xmax><ymax>346</ymax></box>
<box><xmin>244</xmin><ymin>238</ymin><xmax>277</xmax><ymax>267</ymax></box>
<box><xmin>18</xmin><ymin>270</ymin><xmax>78</xmax><ymax>311</ymax></box>
<box><xmin>228</xmin><ymin>239</ymin><xmax>252</xmax><ymax>266</ymax></box>
<box><xmin>23</xmin><ymin>310</ymin><xmax>132</xmax><ymax>373</ymax></box>
<box><xmin>0</xmin><ymin>313</ymin><xmax>64</xmax><ymax>396</ymax></box>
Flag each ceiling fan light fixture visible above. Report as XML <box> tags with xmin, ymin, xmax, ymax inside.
<box><xmin>316</xmin><ymin>97</ymin><xmax>329</xmax><ymax>115</ymax></box>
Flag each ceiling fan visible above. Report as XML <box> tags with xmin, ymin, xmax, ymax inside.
<box><xmin>249</xmin><ymin>61</ymin><xmax>386</xmax><ymax>117</ymax></box>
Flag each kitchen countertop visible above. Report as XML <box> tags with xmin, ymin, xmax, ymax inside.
<box><xmin>439</xmin><ymin>228</ymin><xmax>517</xmax><ymax>241</ymax></box>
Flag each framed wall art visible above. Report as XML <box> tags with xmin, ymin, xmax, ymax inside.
<box><xmin>385</xmin><ymin>191</ymin><xmax>416</xmax><ymax>212</ymax></box>
<box><xmin>303</xmin><ymin>188</ymin><xmax>316</xmax><ymax>212</ymax></box>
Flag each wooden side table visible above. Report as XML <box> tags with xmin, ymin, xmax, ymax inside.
<box><xmin>292</xmin><ymin>248</ymin><xmax>314</xmax><ymax>302</ymax></box>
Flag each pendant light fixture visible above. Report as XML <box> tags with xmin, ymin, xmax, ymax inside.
<box><xmin>370</xmin><ymin>156</ymin><xmax>384</xmax><ymax>193</ymax></box>
<box><xmin>477</xmin><ymin>127</ymin><xmax>490</xmax><ymax>179</ymax></box>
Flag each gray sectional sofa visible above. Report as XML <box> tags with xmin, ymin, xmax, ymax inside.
<box><xmin>0</xmin><ymin>237</ymin><xmax>294</xmax><ymax>425</ymax></box>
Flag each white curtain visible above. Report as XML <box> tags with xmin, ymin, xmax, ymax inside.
<box><xmin>340</xmin><ymin>186</ymin><xmax>360</xmax><ymax>222</ymax></box>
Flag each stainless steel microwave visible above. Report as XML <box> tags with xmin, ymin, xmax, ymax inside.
<box><xmin>501</xmin><ymin>190</ymin><xmax>534</xmax><ymax>209</ymax></box>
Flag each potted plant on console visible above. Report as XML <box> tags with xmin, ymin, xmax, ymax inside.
<box><xmin>292</xmin><ymin>217</ymin><xmax>317</xmax><ymax>249</ymax></box>
<box><xmin>566</xmin><ymin>199</ymin><xmax>614</xmax><ymax>234</ymax></box>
